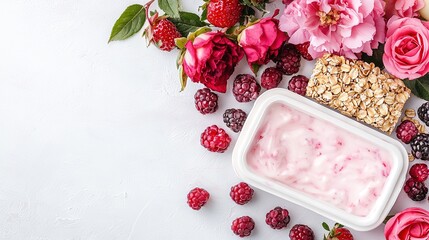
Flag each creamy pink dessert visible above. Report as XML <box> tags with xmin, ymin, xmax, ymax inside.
<box><xmin>247</xmin><ymin>103</ymin><xmax>392</xmax><ymax>217</ymax></box>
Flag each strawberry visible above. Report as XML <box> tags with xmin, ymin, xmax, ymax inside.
<box><xmin>144</xmin><ymin>12</ymin><xmax>182</xmax><ymax>51</ymax></box>
<box><xmin>323</xmin><ymin>223</ymin><xmax>354</xmax><ymax>240</ymax></box>
<box><xmin>206</xmin><ymin>0</ymin><xmax>243</xmax><ymax>28</ymax></box>
<box><xmin>295</xmin><ymin>42</ymin><xmax>314</xmax><ymax>61</ymax></box>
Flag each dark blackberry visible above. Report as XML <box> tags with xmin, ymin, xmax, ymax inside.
<box><xmin>275</xmin><ymin>44</ymin><xmax>301</xmax><ymax>75</ymax></box>
<box><xmin>418</xmin><ymin>102</ymin><xmax>429</xmax><ymax>126</ymax></box>
<box><xmin>261</xmin><ymin>67</ymin><xmax>283</xmax><ymax>89</ymax></box>
<box><xmin>410</xmin><ymin>133</ymin><xmax>429</xmax><ymax>160</ymax></box>
<box><xmin>232</xmin><ymin>74</ymin><xmax>261</xmax><ymax>102</ymax></box>
<box><xmin>403</xmin><ymin>178</ymin><xmax>428</xmax><ymax>201</ymax></box>
<box><xmin>223</xmin><ymin>109</ymin><xmax>247</xmax><ymax>133</ymax></box>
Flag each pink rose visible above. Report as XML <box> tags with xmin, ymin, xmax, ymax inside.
<box><xmin>279</xmin><ymin>0</ymin><xmax>386</xmax><ymax>59</ymax></box>
<box><xmin>183</xmin><ymin>31</ymin><xmax>243</xmax><ymax>93</ymax></box>
<box><xmin>383</xmin><ymin>16</ymin><xmax>429</xmax><ymax>80</ymax></box>
<box><xmin>385</xmin><ymin>0</ymin><xmax>425</xmax><ymax>18</ymax></box>
<box><xmin>385</xmin><ymin>207</ymin><xmax>429</xmax><ymax>240</ymax></box>
<box><xmin>238</xmin><ymin>12</ymin><xmax>288</xmax><ymax>71</ymax></box>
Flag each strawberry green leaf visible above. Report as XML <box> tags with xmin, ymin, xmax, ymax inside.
<box><xmin>404</xmin><ymin>75</ymin><xmax>429</xmax><ymax>101</ymax></box>
<box><xmin>169</xmin><ymin>12</ymin><xmax>208</xmax><ymax>37</ymax></box>
<box><xmin>108</xmin><ymin>4</ymin><xmax>146</xmax><ymax>42</ymax></box>
<box><xmin>322</xmin><ymin>222</ymin><xmax>330</xmax><ymax>231</ymax></box>
<box><xmin>158</xmin><ymin>0</ymin><xmax>180</xmax><ymax>18</ymax></box>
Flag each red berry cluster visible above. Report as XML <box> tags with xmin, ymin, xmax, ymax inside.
<box><xmin>404</xmin><ymin>163</ymin><xmax>429</xmax><ymax>201</ymax></box>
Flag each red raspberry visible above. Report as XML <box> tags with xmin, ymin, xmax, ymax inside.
<box><xmin>323</xmin><ymin>223</ymin><xmax>354</xmax><ymax>240</ymax></box>
<box><xmin>233</xmin><ymin>74</ymin><xmax>261</xmax><ymax>102</ymax></box>
<box><xmin>187</xmin><ymin>187</ymin><xmax>210</xmax><ymax>210</ymax></box>
<box><xmin>265</xmin><ymin>207</ymin><xmax>290</xmax><ymax>229</ymax></box>
<box><xmin>200</xmin><ymin>125</ymin><xmax>231</xmax><ymax>153</ymax></box>
<box><xmin>194</xmin><ymin>88</ymin><xmax>218</xmax><ymax>114</ymax></box>
<box><xmin>409</xmin><ymin>163</ymin><xmax>429</xmax><ymax>182</ymax></box>
<box><xmin>231</xmin><ymin>216</ymin><xmax>255</xmax><ymax>237</ymax></box>
<box><xmin>230</xmin><ymin>182</ymin><xmax>254</xmax><ymax>205</ymax></box>
<box><xmin>289</xmin><ymin>224</ymin><xmax>314</xmax><ymax>240</ymax></box>
<box><xmin>261</xmin><ymin>67</ymin><xmax>283</xmax><ymax>89</ymax></box>
<box><xmin>223</xmin><ymin>108</ymin><xmax>247</xmax><ymax>133</ymax></box>
<box><xmin>295</xmin><ymin>42</ymin><xmax>313</xmax><ymax>61</ymax></box>
<box><xmin>276</xmin><ymin>44</ymin><xmax>301</xmax><ymax>75</ymax></box>
<box><xmin>288</xmin><ymin>75</ymin><xmax>309</xmax><ymax>96</ymax></box>
<box><xmin>396</xmin><ymin>120</ymin><xmax>418</xmax><ymax>144</ymax></box>
<box><xmin>403</xmin><ymin>177</ymin><xmax>428</xmax><ymax>201</ymax></box>
<box><xmin>207</xmin><ymin>0</ymin><xmax>243</xmax><ymax>28</ymax></box>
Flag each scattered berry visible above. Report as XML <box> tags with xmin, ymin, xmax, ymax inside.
<box><xmin>409</xmin><ymin>163</ymin><xmax>429</xmax><ymax>182</ymax></box>
<box><xmin>201</xmin><ymin>125</ymin><xmax>231</xmax><ymax>153</ymax></box>
<box><xmin>194</xmin><ymin>88</ymin><xmax>218</xmax><ymax>114</ymax></box>
<box><xmin>323</xmin><ymin>223</ymin><xmax>354</xmax><ymax>240</ymax></box>
<box><xmin>288</xmin><ymin>75</ymin><xmax>309</xmax><ymax>96</ymax></box>
<box><xmin>223</xmin><ymin>109</ymin><xmax>247</xmax><ymax>133</ymax></box>
<box><xmin>261</xmin><ymin>67</ymin><xmax>283</xmax><ymax>89</ymax></box>
<box><xmin>265</xmin><ymin>207</ymin><xmax>290</xmax><ymax>229</ymax></box>
<box><xmin>207</xmin><ymin>0</ymin><xmax>243</xmax><ymax>28</ymax></box>
<box><xmin>231</xmin><ymin>216</ymin><xmax>255</xmax><ymax>237</ymax></box>
<box><xmin>410</xmin><ymin>133</ymin><xmax>429</xmax><ymax>160</ymax></box>
<box><xmin>403</xmin><ymin>178</ymin><xmax>428</xmax><ymax>201</ymax></box>
<box><xmin>187</xmin><ymin>187</ymin><xmax>210</xmax><ymax>210</ymax></box>
<box><xmin>418</xmin><ymin>102</ymin><xmax>429</xmax><ymax>126</ymax></box>
<box><xmin>233</xmin><ymin>74</ymin><xmax>261</xmax><ymax>102</ymax></box>
<box><xmin>230</xmin><ymin>182</ymin><xmax>254</xmax><ymax>205</ymax></box>
<box><xmin>295</xmin><ymin>42</ymin><xmax>313</xmax><ymax>61</ymax></box>
<box><xmin>144</xmin><ymin>11</ymin><xmax>182</xmax><ymax>52</ymax></box>
<box><xmin>396</xmin><ymin>120</ymin><xmax>418</xmax><ymax>144</ymax></box>
<box><xmin>276</xmin><ymin>44</ymin><xmax>301</xmax><ymax>75</ymax></box>
<box><xmin>289</xmin><ymin>224</ymin><xmax>315</xmax><ymax>240</ymax></box>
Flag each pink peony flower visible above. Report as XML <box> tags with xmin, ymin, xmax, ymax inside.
<box><xmin>183</xmin><ymin>31</ymin><xmax>243</xmax><ymax>93</ymax></box>
<box><xmin>385</xmin><ymin>207</ymin><xmax>429</xmax><ymax>240</ymax></box>
<box><xmin>279</xmin><ymin>0</ymin><xmax>386</xmax><ymax>59</ymax></box>
<box><xmin>383</xmin><ymin>16</ymin><xmax>429</xmax><ymax>80</ymax></box>
<box><xmin>238</xmin><ymin>11</ymin><xmax>288</xmax><ymax>71</ymax></box>
<box><xmin>385</xmin><ymin>0</ymin><xmax>425</xmax><ymax>18</ymax></box>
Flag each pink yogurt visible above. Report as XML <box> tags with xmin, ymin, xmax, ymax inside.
<box><xmin>247</xmin><ymin>103</ymin><xmax>393</xmax><ymax>217</ymax></box>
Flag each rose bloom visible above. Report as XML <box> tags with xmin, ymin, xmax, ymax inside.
<box><xmin>383</xmin><ymin>16</ymin><xmax>429</xmax><ymax>80</ymax></box>
<box><xmin>183</xmin><ymin>31</ymin><xmax>243</xmax><ymax>93</ymax></box>
<box><xmin>279</xmin><ymin>0</ymin><xmax>386</xmax><ymax>59</ymax></box>
<box><xmin>238</xmin><ymin>14</ymin><xmax>288</xmax><ymax>70</ymax></box>
<box><xmin>385</xmin><ymin>0</ymin><xmax>425</xmax><ymax>18</ymax></box>
<box><xmin>385</xmin><ymin>207</ymin><xmax>429</xmax><ymax>240</ymax></box>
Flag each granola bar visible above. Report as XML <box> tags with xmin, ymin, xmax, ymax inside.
<box><xmin>306</xmin><ymin>54</ymin><xmax>411</xmax><ymax>134</ymax></box>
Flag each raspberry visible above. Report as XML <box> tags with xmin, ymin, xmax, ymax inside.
<box><xmin>194</xmin><ymin>88</ymin><xmax>218</xmax><ymax>114</ymax></box>
<box><xmin>403</xmin><ymin>178</ymin><xmax>428</xmax><ymax>201</ymax></box>
<box><xmin>288</xmin><ymin>75</ymin><xmax>309</xmax><ymax>96</ymax></box>
<box><xmin>418</xmin><ymin>102</ymin><xmax>429</xmax><ymax>126</ymax></box>
<box><xmin>231</xmin><ymin>216</ymin><xmax>255</xmax><ymax>237</ymax></box>
<box><xmin>295</xmin><ymin>42</ymin><xmax>313</xmax><ymax>61</ymax></box>
<box><xmin>265</xmin><ymin>207</ymin><xmax>290</xmax><ymax>229</ymax></box>
<box><xmin>223</xmin><ymin>108</ymin><xmax>247</xmax><ymax>133</ymax></box>
<box><xmin>289</xmin><ymin>224</ymin><xmax>315</xmax><ymax>240</ymax></box>
<box><xmin>261</xmin><ymin>67</ymin><xmax>283</xmax><ymax>89</ymax></box>
<box><xmin>410</xmin><ymin>133</ymin><xmax>429</xmax><ymax>160</ymax></box>
<box><xmin>200</xmin><ymin>125</ymin><xmax>231</xmax><ymax>153</ymax></box>
<box><xmin>276</xmin><ymin>44</ymin><xmax>301</xmax><ymax>75</ymax></box>
<box><xmin>409</xmin><ymin>163</ymin><xmax>429</xmax><ymax>182</ymax></box>
<box><xmin>187</xmin><ymin>187</ymin><xmax>210</xmax><ymax>210</ymax></box>
<box><xmin>230</xmin><ymin>182</ymin><xmax>254</xmax><ymax>205</ymax></box>
<box><xmin>233</xmin><ymin>74</ymin><xmax>261</xmax><ymax>102</ymax></box>
<box><xmin>396</xmin><ymin>120</ymin><xmax>418</xmax><ymax>144</ymax></box>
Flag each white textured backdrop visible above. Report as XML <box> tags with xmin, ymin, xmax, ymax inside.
<box><xmin>0</xmin><ymin>1</ymin><xmax>428</xmax><ymax>239</ymax></box>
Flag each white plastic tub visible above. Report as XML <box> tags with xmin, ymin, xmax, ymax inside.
<box><xmin>232</xmin><ymin>88</ymin><xmax>408</xmax><ymax>231</ymax></box>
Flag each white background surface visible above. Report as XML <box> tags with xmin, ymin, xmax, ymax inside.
<box><xmin>0</xmin><ymin>1</ymin><xmax>428</xmax><ymax>239</ymax></box>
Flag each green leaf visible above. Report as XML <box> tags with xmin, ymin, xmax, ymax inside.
<box><xmin>322</xmin><ymin>222</ymin><xmax>330</xmax><ymax>231</ymax></box>
<box><xmin>383</xmin><ymin>214</ymin><xmax>395</xmax><ymax>224</ymax></box>
<box><xmin>158</xmin><ymin>0</ymin><xmax>180</xmax><ymax>18</ymax></box>
<box><xmin>404</xmin><ymin>75</ymin><xmax>429</xmax><ymax>101</ymax></box>
<box><xmin>361</xmin><ymin>44</ymin><xmax>385</xmax><ymax>69</ymax></box>
<box><xmin>175</xmin><ymin>37</ymin><xmax>188</xmax><ymax>49</ymax></box>
<box><xmin>178</xmin><ymin>65</ymin><xmax>188</xmax><ymax>91</ymax></box>
<box><xmin>169</xmin><ymin>12</ymin><xmax>208</xmax><ymax>37</ymax></box>
<box><xmin>108</xmin><ymin>4</ymin><xmax>146</xmax><ymax>42</ymax></box>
